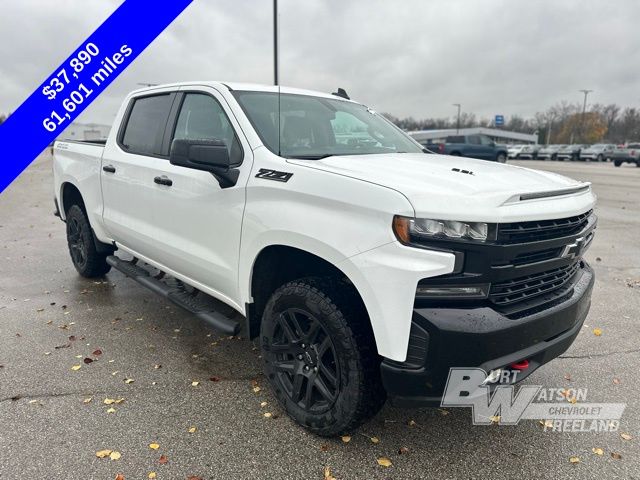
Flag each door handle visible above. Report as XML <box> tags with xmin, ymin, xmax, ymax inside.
<box><xmin>154</xmin><ymin>175</ymin><xmax>173</xmax><ymax>187</ymax></box>
<box><xmin>102</xmin><ymin>165</ymin><xmax>116</xmax><ymax>173</ymax></box>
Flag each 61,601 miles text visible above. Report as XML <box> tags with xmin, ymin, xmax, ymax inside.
<box><xmin>42</xmin><ymin>84</ymin><xmax>93</xmax><ymax>132</ymax></box>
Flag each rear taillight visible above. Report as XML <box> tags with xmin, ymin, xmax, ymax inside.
<box><xmin>631</xmin><ymin>150</ymin><xmax>636</xmax><ymax>156</ymax></box>
<box><xmin>438</xmin><ymin>143</ymin><xmax>444</xmax><ymax>153</ymax></box>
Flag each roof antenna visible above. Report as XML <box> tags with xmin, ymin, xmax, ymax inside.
<box><xmin>332</xmin><ymin>88</ymin><xmax>350</xmax><ymax>100</ymax></box>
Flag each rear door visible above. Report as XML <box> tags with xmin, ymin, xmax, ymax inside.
<box><xmin>101</xmin><ymin>91</ymin><xmax>176</xmax><ymax>257</ymax></box>
<box><xmin>466</xmin><ymin>135</ymin><xmax>484</xmax><ymax>159</ymax></box>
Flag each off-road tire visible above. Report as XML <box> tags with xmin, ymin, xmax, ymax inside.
<box><xmin>65</xmin><ymin>205</ymin><xmax>111</xmax><ymax>277</ymax></box>
<box><xmin>261</xmin><ymin>277</ymin><xmax>386</xmax><ymax>436</ymax></box>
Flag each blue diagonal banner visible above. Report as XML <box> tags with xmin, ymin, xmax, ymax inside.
<box><xmin>0</xmin><ymin>0</ymin><xmax>194</xmax><ymax>194</ymax></box>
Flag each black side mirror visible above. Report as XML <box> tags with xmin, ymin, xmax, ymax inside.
<box><xmin>170</xmin><ymin>139</ymin><xmax>239</xmax><ymax>188</ymax></box>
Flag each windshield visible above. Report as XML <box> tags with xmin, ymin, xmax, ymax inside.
<box><xmin>232</xmin><ymin>91</ymin><xmax>423</xmax><ymax>159</ymax></box>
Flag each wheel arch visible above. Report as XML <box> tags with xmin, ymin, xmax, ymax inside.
<box><xmin>59</xmin><ymin>181</ymin><xmax>86</xmax><ymax>219</ymax></box>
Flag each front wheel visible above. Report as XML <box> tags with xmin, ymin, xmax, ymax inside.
<box><xmin>597</xmin><ymin>154</ymin><xmax>604</xmax><ymax>162</ymax></box>
<box><xmin>496</xmin><ymin>153</ymin><xmax>507</xmax><ymax>163</ymax></box>
<box><xmin>614</xmin><ymin>160</ymin><xmax>622</xmax><ymax>167</ymax></box>
<box><xmin>261</xmin><ymin>277</ymin><xmax>386</xmax><ymax>436</ymax></box>
<box><xmin>66</xmin><ymin>205</ymin><xmax>111</xmax><ymax>277</ymax></box>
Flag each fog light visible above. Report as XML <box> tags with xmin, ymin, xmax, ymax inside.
<box><xmin>415</xmin><ymin>284</ymin><xmax>489</xmax><ymax>299</ymax></box>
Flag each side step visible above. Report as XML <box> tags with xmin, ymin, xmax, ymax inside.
<box><xmin>106</xmin><ymin>255</ymin><xmax>241</xmax><ymax>335</ymax></box>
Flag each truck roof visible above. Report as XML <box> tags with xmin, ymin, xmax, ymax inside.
<box><xmin>130</xmin><ymin>81</ymin><xmax>351</xmax><ymax>102</ymax></box>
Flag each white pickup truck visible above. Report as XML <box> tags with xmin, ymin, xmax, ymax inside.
<box><xmin>53</xmin><ymin>82</ymin><xmax>596</xmax><ymax>435</ymax></box>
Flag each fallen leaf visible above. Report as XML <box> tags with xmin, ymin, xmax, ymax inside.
<box><xmin>252</xmin><ymin>386</ymin><xmax>261</xmax><ymax>393</ymax></box>
<box><xmin>83</xmin><ymin>357</ymin><xmax>94</xmax><ymax>364</ymax></box>
<box><xmin>398</xmin><ymin>447</ymin><xmax>409</xmax><ymax>455</ymax></box>
<box><xmin>115</xmin><ymin>475</ymin><xmax>125</xmax><ymax>480</ymax></box>
<box><xmin>124</xmin><ymin>378</ymin><xmax>134</xmax><ymax>384</ymax></box>
<box><xmin>109</xmin><ymin>451</ymin><xmax>121</xmax><ymax>461</ymax></box>
<box><xmin>613</xmin><ymin>378</ymin><xmax>621</xmax><ymax>385</ymax></box>
<box><xmin>191</xmin><ymin>381</ymin><xmax>199</xmax><ymax>387</ymax></box>
<box><xmin>71</xmin><ymin>365</ymin><xmax>81</xmax><ymax>371</ymax></box>
<box><xmin>149</xmin><ymin>443</ymin><xmax>160</xmax><ymax>450</ymax></box>
<box><xmin>320</xmin><ymin>444</ymin><xmax>329</xmax><ymax>452</ymax></box>
<box><xmin>83</xmin><ymin>397</ymin><xmax>92</xmax><ymax>404</ymax></box>
<box><xmin>263</xmin><ymin>412</ymin><xmax>272</xmax><ymax>418</ymax></box>
<box><xmin>106</xmin><ymin>407</ymin><xmax>116</xmax><ymax>414</ymax></box>
<box><xmin>209</xmin><ymin>376</ymin><xmax>220</xmax><ymax>382</ymax></box>
<box><xmin>592</xmin><ymin>448</ymin><xmax>604</xmax><ymax>455</ymax></box>
<box><xmin>187</xmin><ymin>477</ymin><xmax>203</xmax><ymax>480</ymax></box>
<box><xmin>539</xmin><ymin>419</ymin><xmax>554</xmax><ymax>429</ymax></box>
<box><xmin>323</xmin><ymin>465</ymin><xmax>336</xmax><ymax>480</ymax></box>
<box><xmin>341</xmin><ymin>435</ymin><xmax>351</xmax><ymax>443</ymax></box>
<box><xmin>93</xmin><ymin>349</ymin><xmax>103</xmax><ymax>356</ymax></box>
<box><xmin>370</xmin><ymin>436</ymin><xmax>380</xmax><ymax>444</ymax></box>
<box><xmin>611</xmin><ymin>452</ymin><xmax>622</xmax><ymax>460</ymax></box>
<box><xmin>75</xmin><ymin>355</ymin><xmax>83</xmax><ymax>359</ymax></box>
<box><xmin>438</xmin><ymin>408</ymin><xmax>449</xmax><ymax>416</ymax></box>
<box><xmin>159</xmin><ymin>455</ymin><xmax>168</xmax><ymax>465</ymax></box>
<box><xmin>407</xmin><ymin>419</ymin><xmax>417</xmax><ymax>427</ymax></box>
<box><xmin>489</xmin><ymin>415</ymin><xmax>501</xmax><ymax>424</ymax></box>
<box><xmin>148</xmin><ymin>473</ymin><xmax>156</xmax><ymax>479</ymax></box>
<box><xmin>593</xmin><ymin>328</ymin><xmax>602</xmax><ymax>336</ymax></box>
<box><xmin>154</xmin><ymin>364</ymin><xmax>162</xmax><ymax>369</ymax></box>
<box><xmin>54</xmin><ymin>343</ymin><xmax>71</xmax><ymax>349</ymax></box>
<box><xmin>377</xmin><ymin>457</ymin><xmax>392</xmax><ymax>467</ymax></box>
<box><xmin>260</xmin><ymin>401</ymin><xmax>267</xmax><ymax>408</ymax></box>
<box><xmin>621</xmin><ymin>433</ymin><xmax>632</xmax><ymax>441</ymax></box>
<box><xmin>188</xmin><ymin>427</ymin><xmax>197</xmax><ymax>433</ymax></box>
<box><xmin>569</xmin><ymin>456</ymin><xmax>580</xmax><ymax>464</ymax></box>
<box><xmin>564</xmin><ymin>374</ymin><xmax>572</xmax><ymax>381</ymax></box>
<box><xmin>96</xmin><ymin>449</ymin><xmax>112</xmax><ymax>458</ymax></box>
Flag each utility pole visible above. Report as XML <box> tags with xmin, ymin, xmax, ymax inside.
<box><xmin>579</xmin><ymin>89</ymin><xmax>593</xmax><ymax>142</ymax></box>
<box><xmin>273</xmin><ymin>0</ymin><xmax>279</xmax><ymax>86</ymax></box>
<box><xmin>453</xmin><ymin>103</ymin><xmax>461</xmax><ymax>133</ymax></box>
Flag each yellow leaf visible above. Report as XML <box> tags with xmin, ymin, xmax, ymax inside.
<box><xmin>106</xmin><ymin>407</ymin><xmax>116</xmax><ymax>414</ymax></box>
<box><xmin>252</xmin><ymin>386</ymin><xmax>261</xmax><ymax>393</ymax></box>
<box><xmin>263</xmin><ymin>412</ymin><xmax>272</xmax><ymax>418</ymax></box>
<box><xmin>621</xmin><ymin>433</ymin><xmax>633</xmax><ymax>441</ymax></box>
<box><xmin>539</xmin><ymin>420</ymin><xmax>554</xmax><ymax>429</ymax></box>
<box><xmin>104</xmin><ymin>398</ymin><xmax>116</xmax><ymax>405</ymax></box>
<box><xmin>188</xmin><ymin>426</ymin><xmax>197</xmax><ymax>433</ymax></box>
<box><xmin>260</xmin><ymin>401</ymin><xmax>268</xmax><ymax>407</ymax></box>
<box><xmin>149</xmin><ymin>443</ymin><xmax>160</xmax><ymax>450</ymax></box>
<box><xmin>83</xmin><ymin>397</ymin><xmax>92</xmax><ymax>404</ymax></box>
<box><xmin>377</xmin><ymin>457</ymin><xmax>392</xmax><ymax>467</ymax></box>
<box><xmin>75</xmin><ymin>355</ymin><xmax>82</xmax><ymax>359</ymax></box>
<box><xmin>592</xmin><ymin>448</ymin><xmax>604</xmax><ymax>455</ymax></box>
<box><xmin>124</xmin><ymin>378</ymin><xmax>134</xmax><ymax>384</ymax></box>
<box><xmin>370</xmin><ymin>436</ymin><xmax>380</xmax><ymax>444</ymax></box>
<box><xmin>407</xmin><ymin>419</ymin><xmax>416</xmax><ymax>427</ymax></box>
<box><xmin>569</xmin><ymin>456</ymin><xmax>580</xmax><ymax>464</ymax></box>
<box><xmin>148</xmin><ymin>473</ymin><xmax>157</xmax><ymax>479</ymax></box>
<box><xmin>489</xmin><ymin>415</ymin><xmax>501</xmax><ymax>424</ymax></box>
<box><xmin>191</xmin><ymin>381</ymin><xmax>199</xmax><ymax>387</ymax></box>
<box><xmin>96</xmin><ymin>449</ymin><xmax>112</xmax><ymax>458</ymax></box>
<box><xmin>109</xmin><ymin>451</ymin><xmax>121</xmax><ymax>461</ymax></box>
<box><xmin>323</xmin><ymin>466</ymin><xmax>336</xmax><ymax>480</ymax></box>
<box><xmin>71</xmin><ymin>365</ymin><xmax>81</xmax><ymax>371</ymax></box>
<box><xmin>341</xmin><ymin>435</ymin><xmax>351</xmax><ymax>443</ymax></box>
<box><xmin>593</xmin><ymin>328</ymin><xmax>602</xmax><ymax>336</ymax></box>
<box><xmin>115</xmin><ymin>398</ymin><xmax>125</xmax><ymax>404</ymax></box>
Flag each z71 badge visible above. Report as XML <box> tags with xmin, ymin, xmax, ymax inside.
<box><xmin>255</xmin><ymin>168</ymin><xmax>293</xmax><ymax>182</ymax></box>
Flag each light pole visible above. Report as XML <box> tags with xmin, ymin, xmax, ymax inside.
<box><xmin>453</xmin><ymin>103</ymin><xmax>461</xmax><ymax>133</ymax></box>
<box><xmin>579</xmin><ymin>89</ymin><xmax>593</xmax><ymax>142</ymax></box>
<box><xmin>273</xmin><ymin>0</ymin><xmax>279</xmax><ymax>86</ymax></box>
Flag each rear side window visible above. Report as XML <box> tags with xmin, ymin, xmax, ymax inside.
<box><xmin>121</xmin><ymin>94</ymin><xmax>173</xmax><ymax>156</ymax></box>
<box><xmin>468</xmin><ymin>135</ymin><xmax>481</xmax><ymax>145</ymax></box>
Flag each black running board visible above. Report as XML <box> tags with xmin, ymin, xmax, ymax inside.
<box><xmin>106</xmin><ymin>255</ymin><xmax>241</xmax><ymax>335</ymax></box>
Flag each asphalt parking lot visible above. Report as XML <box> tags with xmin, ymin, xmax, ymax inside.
<box><xmin>0</xmin><ymin>154</ymin><xmax>638</xmax><ymax>480</ymax></box>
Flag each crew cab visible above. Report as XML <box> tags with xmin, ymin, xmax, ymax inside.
<box><xmin>53</xmin><ymin>82</ymin><xmax>596</xmax><ymax>436</ymax></box>
<box><xmin>580</xmin><ymin>144</ymin><xmax>615</xmax><ymax>162</ymax></box>
<box><xmin>434</xmin><ymin>134</ymin><xmax>508</xmax><ymax>162</ymax></box>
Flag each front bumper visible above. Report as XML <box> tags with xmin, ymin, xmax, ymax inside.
<box><xmin>381</xmin><ymin>262</ymin><xmax>594</xmax><ymax>407</ymax></box>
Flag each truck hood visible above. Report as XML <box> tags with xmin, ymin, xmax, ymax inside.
<box><xmin>289</xmin><ymin>153</ymin><xmax>595</xmax><ymax>222</ymax></box>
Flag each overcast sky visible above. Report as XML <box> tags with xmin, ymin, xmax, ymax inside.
<box><xmin>1</xmin><ymin>0</ymin><xmax>639</xmax><ymax>125</ymax></box>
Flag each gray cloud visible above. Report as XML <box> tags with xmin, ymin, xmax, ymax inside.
<box><xmin>1</xmin><ymin>0</ymin><xmax>639</xmax><ymax>125</ymax></box>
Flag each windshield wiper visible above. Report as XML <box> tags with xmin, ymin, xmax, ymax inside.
<box><xmin>287</xmin><ymin>154</ymin><xmax>336</xmax><ymax>160</ymax></box>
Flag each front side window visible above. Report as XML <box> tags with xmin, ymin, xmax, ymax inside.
<box><xmin>479</xmin><ymin>135</ymin><xmax>494</xmax><ymax>146</ymax></box>
<box><xmin>173</xmin><ymin>93</ymin><xmax>243</xmax><ymax>165</ymax></box>
<box><xmin>232</xmin><ymin>91</ymin><xmax>423</xmax><ymax>159</ymax></box>
<box><xmin>121</xmin><ymin>94</ymin><xmax>173</xmax><ymax>155</ymax></box>
<box><xmin>468</xmin><ymin>135</ymin><xmax>481</xmax><ymax>145</ymax></box>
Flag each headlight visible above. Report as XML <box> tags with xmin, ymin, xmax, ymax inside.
<box><xmin>393</xmin><ymin>215</ymin><xmax>496</xmax><ymax>245</ymax></box>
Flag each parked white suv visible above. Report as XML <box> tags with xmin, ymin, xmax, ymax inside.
<box><xmin>53</xmin><ymin>82</ymin><xmax>596</xmax><ymax>435</ymax></box>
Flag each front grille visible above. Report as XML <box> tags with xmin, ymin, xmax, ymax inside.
<box><xmin>489</xmin><ymin>261</ymin><xmax>581</xmax><ymax>306</ymax></box>
<box><xmin>512</xmin><ymin>247</ymin><xmax>562</xmax><ymax>266</ymax></box>
<box><xmin>497</xmin><ymin>210</ymin><xmax>592</xmax><ymax>244</ymax></box>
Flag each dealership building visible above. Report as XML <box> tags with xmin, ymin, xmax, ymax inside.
<box><xmin>408</xmin><ymin>127</ymin><xmax>538</xmax><ymax>145</ymax></box>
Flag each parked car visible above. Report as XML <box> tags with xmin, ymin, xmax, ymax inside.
<box><xmin>537</xmin><ymin>145</ymin><xmax>566</xmax><ymax>160</ymax></box>
<box><xmin>580</xmin><ymin>144</ymin><xmax>616</xmax><ymax>162</ymax></box>
<box><xmin>52</xmin><ymin>82</ymin><xmax>596</xmax><ymax>436</ymax></box>
<box><xmin>507</xmin><ymin>144</ymin><xmax>526</xmax><ymax>159</ymax></box>
<box><xmin>435</xmin><ymin>134</ymin><xmax>508</xmax><ymax>162</ymax></box>
<box><xmin>518</xmin><ymin>144</ymin><xmax>541</xmax><ymax>160</ymax></box>
<box><xmin>557</xmin><ymin>144</ymin><xmax>588</xmax><ymax>161</ymax></box>
<box><xmin>610</xmin><ymin>143</ymin><xmax>640</xmax><ymax>167</ymax></box>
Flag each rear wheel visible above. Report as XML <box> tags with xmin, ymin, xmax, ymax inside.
<box><xmin>496</xmin><ymin>153</ymin><xmax>507</xmax><ymax>163</ymax></box>
<box><xmin>65</xmin><ymin>205</ymin><xmax>111</xmax><ymax>277</ymax></box>
<box><xmin>597</xmin><ymin>154</ymin><xmax>604</xmax><ymax>162</ymax></box>
<box><xmin>261</xmin><ymin>277</ymin><xmax>385</xmax><ymax>436</ymax></box>
<box><xmin>614</xmin><ymin>160</ymin><xmax>622</xmax><ymax>167</ymax></box>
